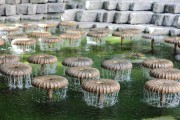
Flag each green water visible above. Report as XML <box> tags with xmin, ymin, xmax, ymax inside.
<box><xmin>0</xmin><ymin>35</ymin><xmax>180</xmax><ymax>120</ymax></box>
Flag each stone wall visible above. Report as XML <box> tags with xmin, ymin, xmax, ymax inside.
<box><xmin>61</xmin><ymin>0</ymin><xmax>180</xmax><ymax>36</ymax></box>
<box><xmin>0</xmin><ymin>0</ymin><xmax>84</xmax><ymax>22</ymax></box>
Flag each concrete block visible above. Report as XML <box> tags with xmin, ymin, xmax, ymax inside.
<box><xmin>162</xmin><ymin>14</ymin><xmax>176</xmax><ymax>26</ymax></box>
<box><xmin>103</xmin><ymin>11</ymin><xmax>116</xmax><ymax>23</ymax></box>
<box><xmin>103</xmin><ymin>1</ymin><xmax>117</xmax><ymax>10</ymax></box>
<box><xmin>30</xmin><ymin>14</ymin><xmax>44</xmax><ymax>21</ymax></box>
<box><xmin>21</xmin><ymin>0</ymin><xmax>30</xmax><ymax>3</ymax></box>
<box><xmin>75</xmin><ymin>10</ymin><xmax>98</xmax><ymax>22</ymax></box>
<box><xmin>30</xmin><ymin>0</ymin><xmax>48</xmax><ymax>4</ymax></box>
<box><xmin>5</xmin><ymin>0</ymin><xmax>20</xmax><ymax>4</ymax></box>
<box><xmin>0</xmin><ymin>0</ymin><xmax>5</xmax><ymax>4</ymax></box>
<box><xmin>37</xmin><ymin>4</ymin><xmax>47</xmax><ymax>14</ymax></box>
<box><xmin>48</xmin><ymin>3</ymin><xmax>64</xmax><ymax>13</ymax></box>
<box><xmin>6</xmin><ymin>5</ymin><xmax>16</xmax><ymax>16</ymax></box>
<box><xmin>16</xmin><ymin>4</ymin><xmax>29</xmax><ymax>15</ymax></box>
<box><xmin>114</xmin><ymin>11</ymin><xmax>131</xmax><ymax>24</ymax></box>
<box><xmin>0</xmin><ymin>5</ymin><xmax>6</xmax><ymax>16</ymax></box>
<box><xmin>130</xmin><ymin>2</ymin><xmax>152</xmax><ymax>11</ymax></box>
<box><xmin>116</xmin><ymin>1</ymin><xmax>131</xmax><ymax>11</ymax></box>
<box><xmin>6</xmin><ymin>15</ymin><xmax>20</xmax><ymax>22</ymax></box>
<box><xmin>129</xmin><ymin>11</ymin><xmax>153</xmax><ymax>24</ymax></box>
<box><xmin>153</xmin><ymin>2</ymin><xmax>166</xmax><ymax>13</ymax></box>
<box><xmin>151</xmin><ymin>14</ymin><xmax>165</xmax><ymax>26</ymax></box>
<box><xmin>85</xmin><ymin>0</ymin><xmax>103</xmax><ymax>10</ymax></box>
<box><xmin>28</xmin><ymin>4</ymin><xmax>37</xmax><ymax>15</ymax></box>
<box><xmin>173</xmin><ymin>15</ymin><xmax>180</xmax><ymax>28</ymax></box>
<box><xmin>164</xmin><ymin>4</ymin><xmax>180</xmax><ymax>14</ymax></box>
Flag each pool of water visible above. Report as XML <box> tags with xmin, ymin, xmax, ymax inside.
<box><xmin>0</xmin><ymin>30</ymin><xmax>180</xmax><ymax>120</ymax></box>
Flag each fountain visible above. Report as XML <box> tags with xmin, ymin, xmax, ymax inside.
<box><xmin>101</xmin><ymin>59</ymin><xmax>132</xmax><ymax>82</ymax></box>
<box><xmin>59</xmin><ymin>33</ymin><xmax>82</xmax><ymax>47</ymax></box>
<box><xmin>11</xmin><ymin>38</ymin><xmax>36</xmax><ymax>54</ymax></box>
<box><xmin>81</xmin><ymin>79</ymin><xmax>120</xmax><ymax>108</ymax></box>
<box><xmin>37</xmin><ymin>22</ymin><xmax>58</xmax><ymax>33</ymax></box>
<box><xmin>65</xmin><ymin>67</ymin><xmax>100</xmax><ymax>91</ymax></box>
<box><xmin>66</xmin><ymin>29</ymin><xmax>87</xmax><ymax>38</ymax></box>
<box><xmin>62</xmin><ymin>57</ymin><xmax>93</xmax><ymax>74</ymax></box>
<box><xmin>0</xmin><ymin>54</ymin><xmax>19</xmax><ymax>65</ymax></box>
<box><xmin>0</xmin><ymin>63</ymin><xmax>32</xmax><ymax>89</ymax></box>
<box><xmin>59</xmin><ymin>21</ymin><xmax>77</xmax><ymax>32</ymax></box>
<box><xmin>7</xmin><ymin>34</ymin><xmax>28</xmax><ymax>45</ymax></box>
<box><xmin>32</xmin><ymin>75</ymin><xmax>68</xmax><ymax>102</ymax></box>
<box><xmin>164</xmin><ymin>37</ymin><xmax>180</xmax><ymax>55</ymax></box>
<box><xmin>144</xmin><ymin>79</ymin><xmax>180</xmax><ymax>108</ymax></box>
<box><xmin>142</xmin><ymin>34</ymin><xmax>164</xmax><ymax>53</ymax></box>
<box><xmin>112</xmin><ymin>30</ymin><xmax>133</xmax><ymax>46</ymax></box>
<box><xmin>0</xmin><ymin>26</ymin><xmax>19</xmax><ymax>36</ymax></box>
<box><xmin>29</xmin><ymin>31</ymin><xmax>52</xmax><ymax>45</ymax></box>
<box><xmin>15</xmin><ymin>23</ymin><xmax>37</xmax><ymax>34</ymax></box>
<box><xmin>39</xmin><ymin>36</ymin><xmax>63</xmax><ymax>51</ymax></box>
<box><xmin>120</xmin><ymin>28</ymin><xmax>142</xmax><ymax>40</ymax></box>
<box><xmin>28</xmin><ymin>54</ymin><xmax>58</xmax><ymax>76</ymax></box>
<box><xmin>86</xmin><ymin>31</ymin><xmax>108</xmax><ymax>46</ymax></box>
<box><xmin>150</xmin><ymin>68</ymin><xmax>180</xmax><ymax>81</ymax></box>
<box><xmin>142</xmin><ymin>59</ymin><xmax>174</xmax><ymax>79</ymax></box>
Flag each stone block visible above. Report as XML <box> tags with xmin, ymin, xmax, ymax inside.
<box><xmin>129</xmin><ymin>11</ymin><xmax>153</xmax><ymax>24</ymax></box>
<box><xmin>37</xmin><ymin>4</ymin><xmax>47</xmax><ymax>14</ymax></box>
<box><xmin>114</xmin><ymin>11</ymin><xmax>131</xmax><ymax>24</ymax></box>
<box><xmin>93</xmin><ymin>23</ymin><xmax>111</xmax><ymax>28</ymax></box>
<box><xmin>20</xmin><ymin>15</ymin><xmax>31</xmax><ymax>20</ymax></box>
<box><xmin>164</xmin><ymin>4</ymin><xmax>180</xmax><ymax>14</ymax></box>
<box><xmin>77</xmin><ymin>22</ymin><xmax>94</xmax><ymax>29</ymax></box>
<box><xmin>66</xmin><ymin>3</ymin><xmax>77</xmax><ymax>9</ymax></box>
<box><xmin>151</xmin><ymin>13</ymin><xmax>165</xmax><ymax>26</ymax></box>
<box><xmin>85</xmin><ymin>0</ymin><xmax>103</xmax><ymax>10</ymax></box>
<box><xmin>6</xmin><ymin>15</ymin><xmax>20</xmax><ymax>22</ymax></box>
<box><xmin>153</xmin><ymin>2</ymin><xmax>166</xmax><ymax>13</ymax></box>
<box><xmin>145</xmin><ymin>26</ymin><xmax>172</xmax><ymax>35</ymax></box>
<box><xmin>48</xmin><ymin>3</ymin><xmax>64</xmax><ymax>13</ymax></box>
<box><xmin>103</xmin><ymin>11</ymin><xmax>116</xmax><ymax>23</ymax></box>
<box><xmin>28</xmin><ymin>4</ymin><xmax>37</xmax><ymax>15</ymax></box>
<box><xmin>0</xmin><ymin>0</ymin><xmax>5</xmax><ymax>4</ymax></box>
<box><xmin>16</xmin><ymin>4</ymin><xmax>29</xmax><ymax>15</ymax></box>
<box><xmin>61</xmin><ymin>9</ymin><xmax>79</xmax><ymax>21</ymax></box>
<box><xmin>0</xmin><ymin>17</ymin><xmax>5</xmax><ymax>22</ymax></box>
<box><xmin>30</xmin><ymin>14</ymin><xmax>44</xmax><ymax>21</ymax></box>
<box><xmin>169</xmin><ymin>28</ymin><xmax>180</xmax><ymax>36</ymax></box>
<box><xmin>162</xmin><ymin>14</ymin><xmax>176</xmax><ymax>26</ymax></box>
<box><xmin>173</xmin><ymin>15</ymin><xmax>180</xmax><ymax>28</ymax></box>
<box><xmin>75</xmin><ymin>10</ymin><xmax>98</xmax><ymax>22</ymax></box>
<box><xmin>116</xmin><ymin>1</ymin><xmax>131</xmax><ymax>11</ymax></box>
<box><xmin>57</xmin><ymin>0</ymin><xmax>63</xmax><ymax>3</ymax></box>
<box><xmin>48</xmin><ymin>0</ymin><xmax>56</xmax><ymax>3</ymax></box>
<box><xmin>103</xmin><ymin>1</ymin><xmax>117</xmax><ymax>10</ymax></box>
<box><xmin>77</xmin><ymin>3</ymin><xmax>85</xmax><ymax>9</ymax></box>
<box><xmin>130</xmin><ymin>2</ymin><xmax>152</xmax><ymax>11</ymax></box>
<box><xmin>96</xmin><ymin>11</ymin><xmax>106</xmax><ymax>22</ymax></box>
<box><xmin>44</xmin><ymin>13</ymin><xmax>62</xmax><ymax>19</ymax></box>
<box><xmin>6</xmin><ymin>5</ymin><xmax>16</xmax><ymax>16</ymax></box>
<box><xmin>30</xmin><ymin>0</ymin><xmax>48</xmax><ymax>4</ymax></box>
<box><xmin>0</xmin><ymin>5</ymin><xmax>6</xmax><ymax>16</ymax></box>
<box><xmin>21</xmin><ymin>0</ymin><xmax>30</xmax><ymax>3</ymax></box>
<box><xmin>5</xmin><ymin>0</ymin><xmax>20</xmax><ymax>4</ymax></box>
